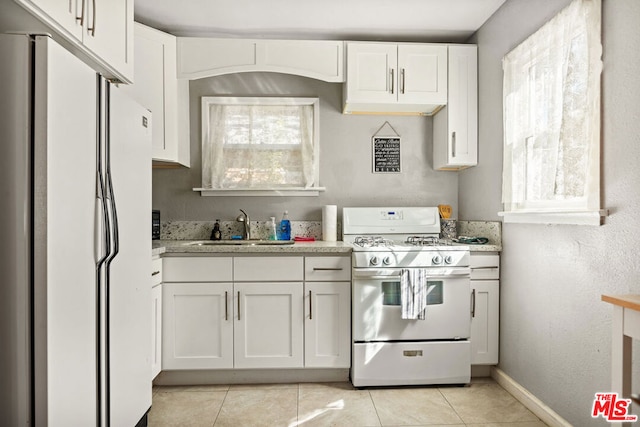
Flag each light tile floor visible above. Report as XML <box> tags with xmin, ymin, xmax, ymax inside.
<box><xmin>149</xmin><ymin>379</ymin><xmax>549</xmax><ymax>427</ymax></box>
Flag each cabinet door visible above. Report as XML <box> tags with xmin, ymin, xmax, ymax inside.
<box><xmin>163</xmin><ymin>282</ymin><xmax>233</xmax><ymax>369</ymax></box>
<box><xmin>81</xmin><ymin>0</ymin><xmax>133</xmax><ymax>81</ymax></box>
<box><xmin>304</xmin><ymin>282</ymin><xmax>351</xmax><ymax>368</ymax></box>
<box><xmin>447</xmin><ymin>45</ymin><xmax>477</xmax><ymax>166</ymax></box>
<box><xmin>397</xmin><ymin>44</ymin><xmax>447</xmax><ymax>105</ymax></box>
<box><xmin>132</xmin><ymin>26</ymin><xmax>166</xmax><ymax>159</ymax></box>
<box><xmin>471</xmin><ymin>280</ymin><xmax>499</xmax><ymax>365</ymax></box>
<box><xmin>234</xmin><ymin>282</ymin><xmax>303</xmax><ymax>368</ymax></box>
<box><xmin>151</xmin><ymin>284</ymin><xmax>162</xmax><ymax>379</ymax></box>
<box><xmin>120</xmin><ymin>23</ymin><xmax>174</xmax><ymax>162</ymax></box>
<box><xmin>18</xmin><ymin>0</ymin><xmax>83</xmax><ymax>40</ymax></box>
<box><xmin>346</xmin><ymin>42</ymin><xmax>398</xmax><ymax>103</ymax></box>
<box><xmin>433</xmin><ymin>45</ymin><xmax>478</xmax><ymax>170</ymax></box>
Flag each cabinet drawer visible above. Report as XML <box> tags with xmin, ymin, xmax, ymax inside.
<box><xmin>234</xmin><ymin>257</ymin><xmax>303</xmax><ymax>281</ymax></box>
<box><xmin>470</xmin><ymin>254</ymin><xmax>500</xmax><ymax>280</ymax></box>
<box><xmin>305</xmin><ymin>256</ymin><xmax>351</xmax><ymax>281</ymax></box>
<box><xmin>151</xmin><ymin>258</ymin><xmax>163</xmax><ymax>286</ymax></box>
<box><xmin>163</xmin><ymin>257</ymin><xmax>233</xmax><ymax>282</ymax></box>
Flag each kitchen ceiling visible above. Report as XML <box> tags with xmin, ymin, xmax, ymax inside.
<box><xmin>134</xmin><ymin>0</ymin><xmax>507</xmax><ymax>42</ymax></box>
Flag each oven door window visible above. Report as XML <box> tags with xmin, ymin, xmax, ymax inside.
<box><xmin>381</xmin><ymin>280</ymin><xmax>443</xmax><ymax>306</ymax></box>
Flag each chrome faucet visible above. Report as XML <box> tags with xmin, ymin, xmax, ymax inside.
<box><xmin>236</xmin><ymin>209</ymin><xmax>251</xmax><ymax>240</ymax></box>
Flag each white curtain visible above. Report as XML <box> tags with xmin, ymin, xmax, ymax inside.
<box><xmin>202</xmin><ymin>103</ymin><xmax>316</xmax><ymax>190</ymax></box>
<box><xmin>502</xmin><ymin>0</ymin><xmax>602</xmax><ymax>212</ymax></box>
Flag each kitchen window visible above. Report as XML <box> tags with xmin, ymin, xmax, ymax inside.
<box><xmin>195</xmin><ymin>96</ymin><xmax>323</xmax><ymax>196</ymax></box>
<box><xmin>499</xmin><ymin>0</ymin><xmax>603</xmax><ymax>225</ymax></box>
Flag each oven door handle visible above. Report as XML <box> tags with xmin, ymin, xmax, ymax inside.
<box><xmin>353</xmin><ymin>267</ymin><xmax>470</xmax><ymax>279</ymax></box>
<box><xmin>427</xmin><ymin>270</ymin><xmax>471</xmax><ymax>278</ymax></box>
<box><xmin>353</xmin><ymin>268</ymin><xmax>402</xmax><ymax>279</ymax></box>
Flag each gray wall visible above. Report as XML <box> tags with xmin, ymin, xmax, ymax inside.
<box><xmin>460</xmin><ymin>0</ymin><xmax>640</xmax><ymax>425</ymax></box>
<box><xmin>152</xmin><ymin>72</ymin><xmax>459</xmax><ymax>223</ymax></box>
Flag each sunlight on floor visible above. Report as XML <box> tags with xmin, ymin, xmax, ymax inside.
<box><xmin>289</xmin><ymin>399</ymin><xmax>345</xmax><ymax>427</ymax></box>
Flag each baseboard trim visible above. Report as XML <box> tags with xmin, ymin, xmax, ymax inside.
<box><xmin>491</xmin><ymin>367</ymin><xmax>572</xmax><ymax>427</ymax></box>
<box><xmin>154</xmin><ymin>368</ymin><xmax>349</xmax><ymax>386</ymax></box>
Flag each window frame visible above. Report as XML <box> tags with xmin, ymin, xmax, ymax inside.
<box><xmin>498</xmin><ymin>0</ymin><xmax>605</xmax><ymax>225</ymax></box>
<box><xmin>194</xmin><ymin>96</ymin><xmax>324</xmax><ymax>197</ymax></box>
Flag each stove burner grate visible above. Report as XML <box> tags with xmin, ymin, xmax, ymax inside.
<box><xmin>353</xmin><ymin>236</ymin><xmax>394</xmax><ymax>248</ymax></box>
<box><xmin>405</xmin><ymin>235</ymin><xmax>448</xmax><ymax>246</ymax></box>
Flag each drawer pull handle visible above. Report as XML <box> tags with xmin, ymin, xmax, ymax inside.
<box><xmin>312</xmin><ymin>267</ymin><xmax>343</xmax><ymax>271</ymax></box>
<box><xmin>403</xmin><ymin>350</ymin><xmax>423</xmax><ymax>357</ymax></box>
<box><xmin>471</xmin><ymin>267</ymin><xmax>498</xmax><ymax>270</ymax></box>
<box><xmin>151</xmin><ymin>271</ymin><xmax>160</xmax><ymax>276</ymax></box>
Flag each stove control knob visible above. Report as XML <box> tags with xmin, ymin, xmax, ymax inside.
<box><xmin>432</xmin><ymin>255</ymin><xmax>443</xmax><ymax>265</ymax></box>
<box><xmin>383</xmin><ymin>256</ymin><xmax>393</xmax><ymax>266</ymax></box>
<box><xmin>444</xmin><ymin>255</ymin><xmax>453</xmax><ymax>265</ymax></box>
<box><xmin>370</xmin><ymin>256</ymin><xmax>380</xmax><ymax>266</ymax></box>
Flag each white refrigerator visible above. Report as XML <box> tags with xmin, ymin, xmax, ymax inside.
<box><xmin>0</xmin><ymin>34</ymin><xmax>152</xmax><ymax>426</ymax></box>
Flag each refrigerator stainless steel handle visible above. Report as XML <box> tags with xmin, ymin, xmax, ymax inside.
<box><xmin>471</xmin><ymin>288</ymin><xmax>476</xmax><ymax>318</ymax></box>
<box><xmin>237</xmin><ymin>291</ymin><xmax>241</xmax><ymax>321</ymax></box>
<box><xmin>312</xmin><ymin>267</ymin><xmax>343</xmax><ymax>271</ymax></box>
<box><xmin>224</xmin><ymin>291</ymin><xmax>228</xmax><ymax>321</ymax></box>
<box><xmin>452</xmin><ymin>131</ymin><xmax>457</xmax><ymax>157</ymax></box>
<box><xmin>401</xmin><ymin>68</ymin><xmax>406</xmax><ymax>94</ymax></box>
<box><xmin>76</xmin><ymin>0</ymin><xmax>85</xmax><ymax>25</ymax></box>
<box><xmin>309</xmin><ymin>290</ymin><xmax>312</xmax><ymax>320</ymax></box>
<box><xmin>390</xmin><ymin>68</ymin><xmax>395</xmax><ymax>94</ymax></box>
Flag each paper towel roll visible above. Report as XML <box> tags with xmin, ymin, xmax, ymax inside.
<box><xmin>322</xmin><ymin>205</ymin><xmax>337</xmax><ymax>242</ymax></box>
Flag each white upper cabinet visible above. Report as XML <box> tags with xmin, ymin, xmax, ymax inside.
<box><xmin>15</xmin><ymin>0</ymin><xmax>134</xmax><ymax>82</ymax></box>
<box><xmin>177</xmin><ymin>38</ymin><xmax>344</xmax><ymax>82</ymax></box>
<box><xmin>120</xmin><ymin>23</ymin><xmax>190</xmax><ymax>167</ymax></box>
<box><xmin>433</xmin><ymin>44</ymin><xmax>478</xmax><ymax>170</ymax></box>
<box><xmin>343</xmin><ymin>42</ymin><xmax>447</xmax><ymax>115</ymax></box>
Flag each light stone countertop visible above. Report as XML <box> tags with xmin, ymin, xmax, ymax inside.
<box><xmin>153</xmin><ymin>240</ymin><xmax>353</xmax><ymax>256</ymax></box>
<box><xmin>152</xmin><ymin>239</ymin><xmax>500</xmax><ymax>257</ymax></box>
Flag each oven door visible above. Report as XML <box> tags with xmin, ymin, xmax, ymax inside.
<box><xmin>352</xmin><ymin>267</ymin><xmax>470</xmax><ymax>342</ymax></box>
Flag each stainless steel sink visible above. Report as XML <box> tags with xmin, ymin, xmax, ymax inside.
<box><xmin>185</xmin><ymin>240</ymin><xmax>295</xmax><ymax>246</ymax></box>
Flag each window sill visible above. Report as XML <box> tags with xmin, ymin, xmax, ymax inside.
<box><xmin>498</xmin><ymin>209</ymin><xmax>608</xmax><ymax>226</ymax></box>
<box><xmin>193</xmin><ymin>187</ymin><xmax>326</xmax><ymax>197</ymax></box>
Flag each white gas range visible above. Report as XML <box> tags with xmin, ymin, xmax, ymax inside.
<box><xmin>343</xmin><ymin>207</ymin><xmax>472</xmax><ymax>387</ymax></box>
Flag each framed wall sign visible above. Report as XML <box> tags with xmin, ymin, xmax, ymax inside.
<box><xmin>372</xmin><ymin>137</ymin><xmax>401</xmax><ymax>173</ymax></box>
<box><xmin>372</xmin><ymin>121</ymin><xmax>401</xmax><ymax>173</ymax></box>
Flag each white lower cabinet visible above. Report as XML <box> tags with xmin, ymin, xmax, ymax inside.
<box><xmin>151</xmin><ymin>257</ymin><xmax>163</xmax><ymax>379</ymax></box>
<box><xmin>234</xmin><ymin>282</ymin><xmax>304</xmax><ymax>368</ymax></box>
<box><xmin>304</xmin><ymin>281</ymin><xmax>351</xmax><ymax>368</ymax></box>
<box><xmin>163</xmin><ymin>282</ymin><xmax>234</xmax><ymax>370</ymax></box>
<box><xmin>470</xmin><ymin>254</ymin><xmax>500</xmax><ymax>365</ymax></box>
<box><xmin>151</xmin><ymin>284</ymin><xmax>162</xmax><ymax>378</ymax></box>
<box><xmin>161</xmin><ymin>254</ymin><xmax>350</xmax><ymax>372</ymax></box>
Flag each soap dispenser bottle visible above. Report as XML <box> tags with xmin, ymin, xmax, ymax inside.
<box><xmin>268</xmin><ymin>217</ymin><xmax>277</xmax><ymax>240</ymax></box>
<box><xmin>279</xmin><ymin>211</ymin><xmax>291</xmax><ymax>241</ymax></box>
<box><xmin>211</xmin><ymin>219</ymin><xmax>222</xmax><ymax>240</ymax></box>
